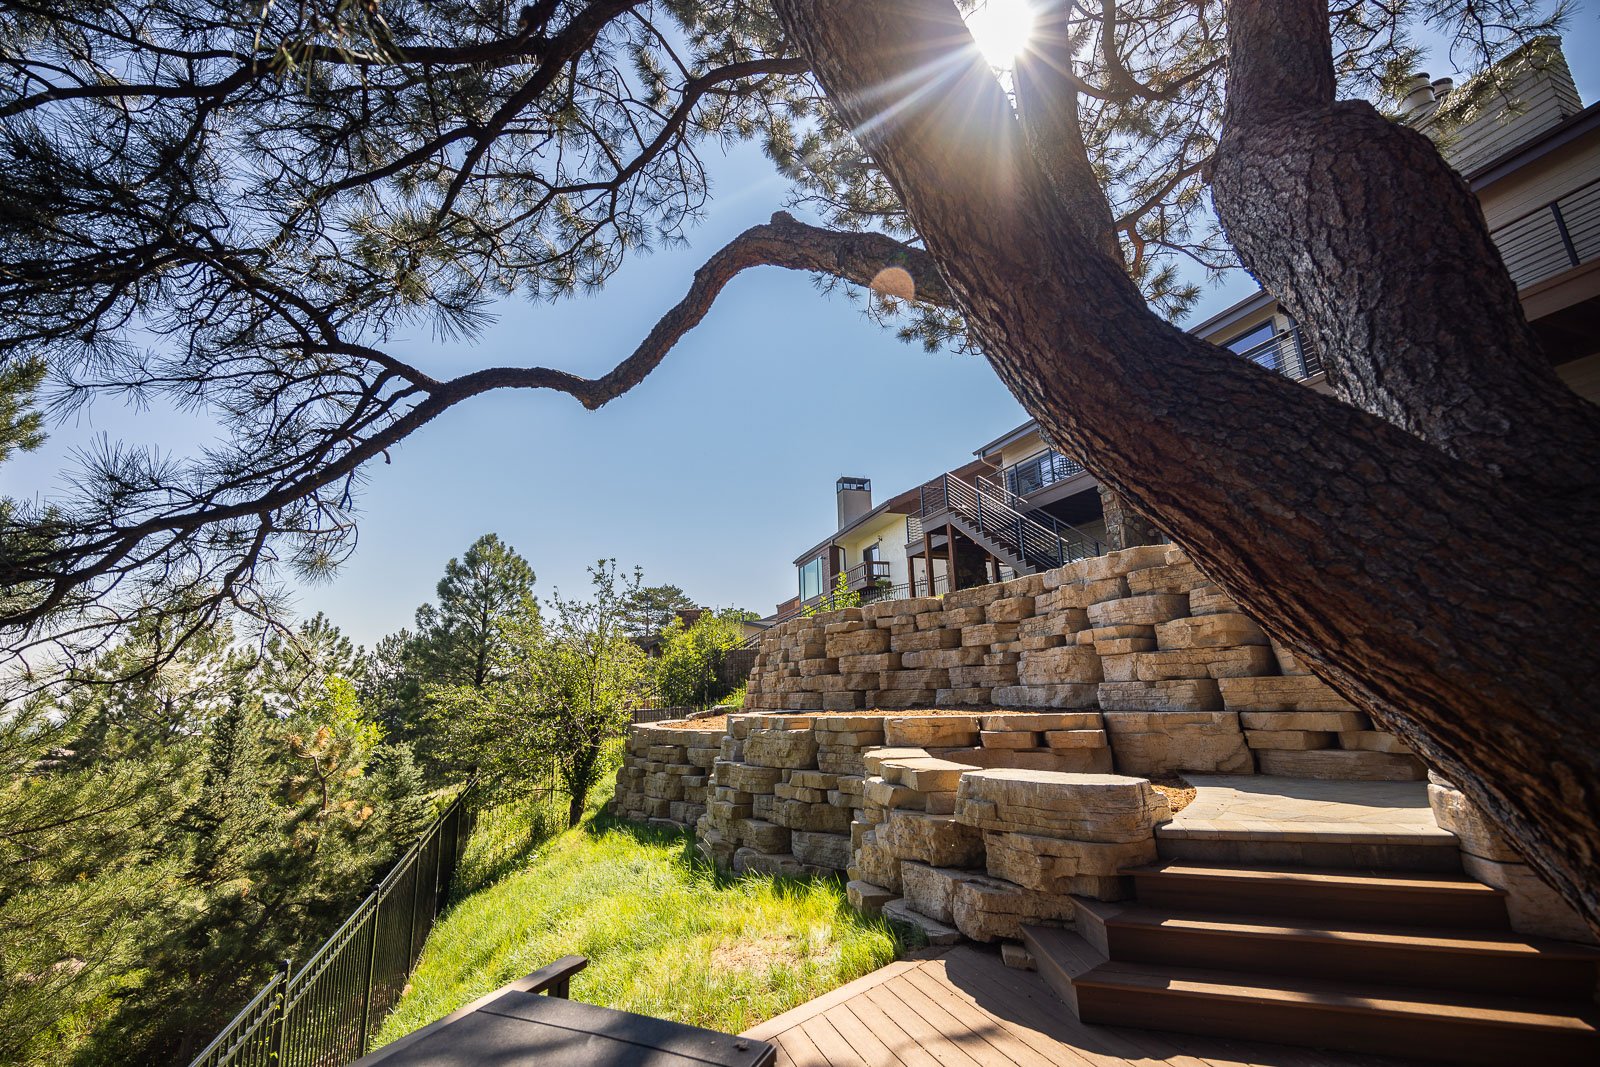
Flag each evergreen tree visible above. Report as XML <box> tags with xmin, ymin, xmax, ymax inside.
<box><xmin>621</xmin><ymin>583</ymin><xmax>698</xmax><ymax>644</ymax></box>
<box><xmin>413</xmin><ymin>534</ymin><xmax>539</xmax><ymax>690</ymax></box>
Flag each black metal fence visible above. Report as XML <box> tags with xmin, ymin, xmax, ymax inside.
<box><xmin>187</xmin><ymin>778</ymin><xmax>479</xmax><ymax>1067</ymax></box>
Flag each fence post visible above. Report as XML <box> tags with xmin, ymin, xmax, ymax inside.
<box><xmin>357</xmin><ymin>891</ymin><xmax>382</xmax><ymax>1057</ymax></box>
<box><xmin>267</xmin><ymin>957</ymin><xmax>292</xmax><ymax>1065</ymax></box>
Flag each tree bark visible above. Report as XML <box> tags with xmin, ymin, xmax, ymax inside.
<box><xmin>773</xmin><ymin>0</ymin><xmax>1600</xmax><ymax>932</ymax></box>
<box><xmin>1211</xmin><ymin>0</ymin><xmax>1600</xmax><ymax>496</ymax></box>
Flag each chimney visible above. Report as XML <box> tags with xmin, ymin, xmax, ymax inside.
<box><xmin>1401</xmin><ymin>73</ymin><xmax>1437</xmax><ymax>117</ymax></box>
<box><xmin>1431</xmin><ymin>76</ymin><xmax>1454</xmax><ymax>100</ymax></box>
<box><xmin>836</xmin><ymin>476</ymin><xmax>872</xmax><ymax>529</ymax></box>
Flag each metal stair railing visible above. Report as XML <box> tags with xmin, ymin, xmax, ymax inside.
<box><xmin>920</xmin><ymin>473</ymin><xmax>1103</xmax><ymax>571</ymax></box>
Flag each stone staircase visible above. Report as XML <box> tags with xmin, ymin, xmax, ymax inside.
<box><xmin>1023</xmin><ymin>860</ymin><xmax>1600</xmax><ymax>1065</ymax></box>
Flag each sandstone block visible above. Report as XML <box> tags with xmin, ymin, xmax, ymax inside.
<box><xmin>953</xmin><ymin>872</ymin><xmax>1076</xmax><ymax>942</ymax></box>
<box><xmin>1270</xmin><ymin>638</ymin><xmax>1312</xmax><ymax>676</ymax></box>
<box><xmin>826</xmin><ymin>629</ymin><xmax>891</xmax><ymax>657</ymax></box>
<box><xmin>936</xmin><ymin>687</ymin><xmax>995</xmax><ymax>704</ymax></box>
<box><xmin>962</xmin><ymin>623</ymin><xmax>1021</xmax><ymax>647</ymax></box>
<box><xmin>1154</xmin><ymin>613</ymin><xmax>1267</xmax><ymax>650</ymax></box>
<box><xmin>986</xmin><ymin>596</ymin><xmax>1037</xmax><ymax>623</ymax></box>
<box><xmin>1219</xmin><ymin>675</ymin><xmax>1355</xmax><ymax>712</ymax></box>
<box><xmin>864</xmin><ymin>596</ymin><xmax>943</xmax><ymax>621</ymax></box>
<box><xmin>737</xmin><ymin>819</ymin><xmax>792</xmax><ymax>852</ymax></box>
<box><xmin>1239</xmin><ymin>710</ymin><xmax>1369</xmax><ymax>732</ymax></box>
<box><xmin>902</xmin><ymin>647</ymin><xmax>987</xmax><ymax>669</ymax></box>
<box><xmin>991</xmin><ymin>683</ymin><xmax>1100</xmax><ymax>709</ymax></box>
<box><xmin>879</xmin><ymin>668</ymin><xmax>951</xmax><ymax>691</ymax></box>
<box><xmin>729</xmin><ymin>764</ymin><xmax>784</xmax><ymax>796</ymax></box>
<box><xmin>1079</xmin><ymin>624</ymin><xmax>1155</xmax><ymax>646</ymax></box>
<box><xmin>1002</xmin><ymin>943</ymin><xmax>1037</xmax><ymax>970</ymax></box>
<box><xmin>733</xmin><ymin>848</ymin><xmax>809</xmax><ymax>878</ymax></box>
<box><xmin>983</xmin><ymin>711</ymin><xmax>1101</xmax><ymax>731</ymax></box>
<box><xmin>837</xmin><ymin>652</ymin><xmax>902</xmax><ymax>673</ymax></box>
<box><xmin>984</xmin><ymin>831</ymin><xmax>1156</xmax><ymax>900</ymax></box>
<box><xmin>1340</xmin><ymin>731</ymin><xmax>1410</xmax><ymax>753</ymax></box>
<box><xmin>1099</xmin><ymin>679</ymin><xmax>1223</xmax><ymax>712</ymax></box>
<box><xmin>792</xmin><ymin>830</ymin><xmax>852</xmax><ymax>870</ymax></box>
<box><xmin>889</xmin><ymin>629</ymin><xmax>959</xmax><ymax>654</ymax></box>
<box><xmin>1462</xmin><ymin>853</ymin><xmax>1596</xmax><ymax>944</ymax></box>
<box><xmin>878</xmin><ymin>809</ymin><xmax>986</xmax><ymax>867</ymax></box>
<box><xmin>1428</xmin><ymin>783</ymin><xmax>1520</xmax><ymax>863</ymax></box>
<box><xmin>1044</xmin><ymin>728</ymin><xmax>1109</xmax><ymax>749</ymax></box>
<box><xmin>863</xmin><ymin>746</ymin><xmax>931</xmax><ymax>774</ymax></box>
<box><xmin>884</xmin><ymin>715</ymin><xmax>981</xmax><ymax>747</ymax></box>
<box><xmin>1081</xmin><ymin>545</ymin><xmax>1169</xmax><ymax>580</ymax></box>
<box><xmin>940</xmin><ymin>606</ymin><xmax>987</xmax><ymax>628</ymax></box>
<box><xmin>949</xmin><ymin>664</ymin><xmax>1020</xmax><ymax>688</ymax></box>
<box><xmin>1098</xmin><ymin>653</ymin><xmax>1137</xmax><ymax>682</ymax></box>
<box><xmin>1188</xmin><ymin>583</ymin><xmax>1240</xmax><ymax>616</ymax></box>
<box><xmin>1255</xmin><ymin>749</ymin><xmax>1426</xmax><ymax>781</ymax></box>
<box><xmin>882</xmin><ymin>899</ymin><xmax>962</xmax><ymax>945</ymax></box>
<box><xmin>1019</xmin><ymin>611</ymin><xmax>1088</xmax><ymax>640</ymax></box>
<box><xmin>846</xmin><ymin>880</ymin><xmax>897</xmax><ymax>915</ymax></box>
<box><xmin>854</xmin><ymin>833</ymin><xmax>903</xmax><ymax>891</ymax></box>
<box><xmin>1245</xmin><ymin>729</ymin><xmax>1337</xmax><ymax>750</ymax></box>
<box><xmin>1102</xmin><ymin>709</ymin><xmax>1253</xmax><ymax>775</ymax></box>
<box><xmin>821</xmin><ymin>692</ymin><xmax>864</xmax><ymax>711</ymax></box>
<box><xmin>900</xmin><ymin>861</ymin><xmax>970</xmax><ymax>923</ymax></box>
<box><xmin>1086</xmin><ymin>594</ymin><xmax>1189</xmax><ymax>628</ymax></box>
<box><xmin>818</xmin><ymin>749</ymin><xmax>868</xmax><ymax>776</ymax></box>
<box><xmin>743</xmin><ymin>730</ymin><xmax>820</xmax><ymax>769</ymax></box>
<box><xmin>880</xmin><ymin>755</ymin><xmax>977</xmax><ymax>793</ymax></box>
<box><xmin>1095</xmin><ymin>637</ymin><xmax>1157</xmax><ymax>655</ymax></box>
<box><xmin>1134</xmin><ymin>645</ymin><xmax>1276</xmax><ymax>681</ymax></box>
<box><xmin>772</xmin><ymin>797</ymin><xmax>854</xmax><ymax>833</ymax></box>
<box><xmin>1084</xmin><ymin>577</ymin><xmax>1131</xmax><ymax>604</ymax></box>
<box><xmin>1017</xmin><ymin>645</ymin><xmax>1104</xmax><ymax>686</ymax></box>
<box><xmin>980</xmin><ymin>729</ymin><xmax>1041</xmax><ymax>749</ymax></box>
<box><xmin>943</xmin><ymin>584</ymin><xmax>1009</xmax><ymax>610</ymax></box>
<box><xmin>1126</xmin><ymin>561</ymin><xmax>1206</xmax><ymax>596</ymax></box>
<box><xmin>955</xmin><ymin>769</ymin><xmax>1169</xmax><ymax>842</ymax></box>
<box><xmin>868</xmin><ymin>689</ymin><xmax>939</xmax><ymax>709</ymax></box>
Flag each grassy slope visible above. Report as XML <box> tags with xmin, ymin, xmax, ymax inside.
<box><xmin>372</xmin><ymin>794</ymin><xmax>904</xmax><ymax>1047</ymax></box>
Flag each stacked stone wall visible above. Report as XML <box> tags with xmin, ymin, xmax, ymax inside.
<box><xmin>744</xmin><ymin>544</ymin><xmax>1422</xmax><ymax>781</ymax></box>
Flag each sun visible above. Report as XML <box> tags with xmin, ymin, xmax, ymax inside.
<box><xmin>964</xmin><ymin>0</ymin><xmax>1036</xmax><ymax>68</ymax></box>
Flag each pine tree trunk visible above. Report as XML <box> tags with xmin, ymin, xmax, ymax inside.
<box><xmin>775</xmin><ymin>0</ymin><xmax>1600</xmax><ymax>933</ymax></box>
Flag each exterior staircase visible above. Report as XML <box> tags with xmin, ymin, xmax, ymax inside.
<box><xmin>916</xmin><ymin>473</ymin><xmax>1102</xmax><ymax>575</ymax></box>
<box><xmin>1022</xmin><ymin>861</ymin><xmax>1600</xmax><ymax>1065</ymax></box>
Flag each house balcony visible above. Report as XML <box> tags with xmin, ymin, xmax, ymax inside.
<box><xmin>1491</xmin><ymin>174</ymin><xmax>1600</xmax><ymax>292</ymax></box>
<box><xmin>844</xmin><ymin>559</ymin><xmax>893</xmax><ymax>592</ymax></box>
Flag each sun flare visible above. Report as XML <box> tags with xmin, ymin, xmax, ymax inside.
<box><xmin>964</xmin><ymin>0</ymin><xmax>1036</xmax><ymax>68</ymax></box>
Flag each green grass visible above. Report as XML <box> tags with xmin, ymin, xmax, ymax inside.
<box><xmin>372</xmin><ymin>802</ymin><xmax>904</xmax><ymax>1047</ymax></box>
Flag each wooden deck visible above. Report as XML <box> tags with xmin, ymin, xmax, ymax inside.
<box><xmin>743</xmin><ymin>946</ymin><xmax>1414</xmax><ymax>1067</ymax></box>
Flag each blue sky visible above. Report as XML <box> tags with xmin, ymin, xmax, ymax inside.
<box><xmin>8</xmin><ymin>9</ymin><xmax>1599</xmax><ymax>650</ymax></box>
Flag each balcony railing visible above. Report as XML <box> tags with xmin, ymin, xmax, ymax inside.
<box><xmin>1000</xmin><ymin>448</ymin><xmax>1088</xmax><ymax>498</ymax></box>
<box><xmin>1490</xmin><ymin>175</ymin><xmax>1600</xmax><ymax>290</ymax></box>
<box><xmin>1234</xmin><ymin>325</ymin><xmax>1323</xmax><ymax>381</ymax></box>
<box><xmin>844</xmin><ymin>559</ymin><xmax>893</xmax><ymax>591</ymax></box>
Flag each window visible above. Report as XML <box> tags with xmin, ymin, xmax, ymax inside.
<box><xmin>799</xmin><ymin>556</ymin><xmax>825</xmax><ymax>601</ymax></box>
<box><xmin>862</xmin><ymin>543</ymin><xmax>881</xmax><ymax>563</ymax></box>
<box><xmin>1223</xmin><ymin>321</ymin><xmax>1278</xmax><ymax>364</ymax></box>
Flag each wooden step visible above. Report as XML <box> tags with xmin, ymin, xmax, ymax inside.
<box><xmin>1154</xmin><ymin>824</ymin><xmax>1463</xmax><ymax>871</ymax></box>
<box><xmin>1078</xmin><ymin>900</ymin><xmax>1600</xmax><ymax>998</ymax></box>
<box><xmin>1070</xmin><ymin>960</ymin><xmax>1600</xmax><ymax>1067</ymax></box>
<box><xmin>1125</xmin><ymin>861</ymin><xmax>1509</xmax><ymax>928</ymax></box>
<box><xmin>1019</xmin><ymin>924</ymin><xmax>1105</xmax><ymax>1019</ymax></box>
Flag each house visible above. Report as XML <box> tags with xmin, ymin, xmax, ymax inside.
<box><xmin>775</xmin><ymin>36</ymin><xmax>1600</xmax><ymax>619</ymax></box>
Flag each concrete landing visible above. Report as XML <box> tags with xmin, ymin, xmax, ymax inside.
<box><xmin>1156</xmin><ymin>776</ymin><xmax>1460</xmax><ymax>870</ymax></box>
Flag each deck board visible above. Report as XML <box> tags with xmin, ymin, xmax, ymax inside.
<box><xmin>745</xmin><ymin>947</ymin><xmax>1419</xmax><ymax>1067</ymax></box>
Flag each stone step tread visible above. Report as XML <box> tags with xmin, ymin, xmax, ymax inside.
<box><xmin>1098</xmin><ymin>904</ymin><xmax>1600</xmax><ymax>959</ymax></box>
<box><xmin>1125</xmin><ymin>861</ymin><xmax>1505</xmax><ymax>895</ymax></box>
<box><xmin>1074</xmin><ymin>961</ymin><xmax>1600</xmax><ymax>1032</ymax></box>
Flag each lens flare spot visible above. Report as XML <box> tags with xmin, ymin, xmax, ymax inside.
<box><xmin>869</xmin><ymin>266</ymin><xmax>916</xmax><ymax>301</ymax></box>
